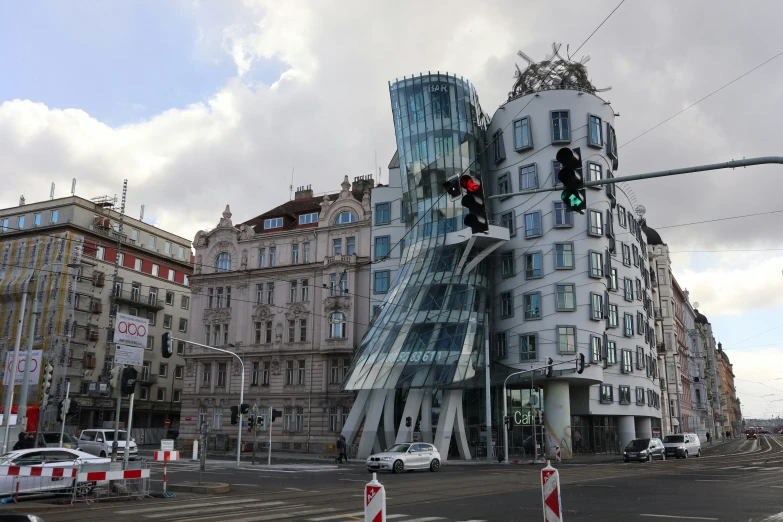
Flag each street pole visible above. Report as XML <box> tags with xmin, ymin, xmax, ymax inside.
<box><xmin>17</xmin><ymin>284</ymin><xmax>39</xmax><ymax>432</ymax></box>
<box><xmin>59</xmin><ymin>382</ymin><xmax>70</xmax><ymax>448</ymax></box>
<box><xmin>268</xmin><ymin>406</ymin><xmax>272</xmax><ymax>466</ymax></box>
<box><xmin>111</xmin><ymin>364</ymin><xmax>124</xmax><ymax>461</ymax></box>
<box><xmin>2</xmin><ymin>291</ymin><xmax>28</xmax><ymax>454</ymax></box>
<box><xmin>124</xmin><ymin>392</ymin><xmax>135</xmax><ymax>467</ymax></box>
<box><xmin>484</xmin><ymin>339</ymin><xmax>492</xmax><ymax>463</ymax></box>
<box><xmin>531</xmin><ymin>376</ymin><xmax>537</xmax><ymax>463</ymax></box>
<box><xmin>502</xmin><ymin>381</ymin><xmax>509</xmax><ymax>464</ymax></box>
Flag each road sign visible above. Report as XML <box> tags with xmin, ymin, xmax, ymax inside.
<box><xmin>3</xmin><ymin>350</ymin><xmax>42</xmax><ymax>385</ymax></box>
<box><xmin>161</xmin><ymin>439</ymin><xmax>174</xmax><ymax>451</ymax></box>
<box><xmin>114</xmin><ymin>345</ymin><xmax>144</xmax><ymax>367</ymax></box>
<box><xmin>114</xmin><ymin>312</ymin><xmax>149</xmax><ymax>349</ymax></box>
<box><xmin>541</xmin><ymin>462</ymin><xmax>563</xmax><ymax>522</ymax></box>
<box><xmin>164</xmin><ymin>419</ymin><xmax>171</xmax><ymax>427</ymax></box>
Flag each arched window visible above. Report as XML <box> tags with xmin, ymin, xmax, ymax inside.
<box><xmin>334</xmin><ymin>211</ymin><xmax>357</xmax><ymax>225</ymax></box>
<box><xmin>215</xmin><ymin>252</ymin><xmax>231</xmax><ymax>273</ymax></box>
<box><xmin>329</xmin><ymin>312</ymin><xmax>346</xmax><ymax>338</ymax></box>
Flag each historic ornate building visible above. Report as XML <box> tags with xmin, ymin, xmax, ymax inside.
<box><xmin>179</xmin><ymin>177</ymin><xmax>373</xmax><ymax>451</ymax></box>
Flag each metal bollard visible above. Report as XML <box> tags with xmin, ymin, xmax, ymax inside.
<box><xmin>192</xmin><ymin>440</ymin><xmax>199</xmax><ymax>461</ymax></box>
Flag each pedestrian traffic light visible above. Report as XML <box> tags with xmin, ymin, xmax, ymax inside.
<box><xmin>161</xmin><ymin>332</ymin><xmax>173</xmax><ymax>359</ymax></box>
<box><xmin>240</xmin><ymin>403</ymin><xmax>250</xmax><ymax>415</ymax></box>
<box><xmin>40</xmin><ymin>392</ymin><xmax>50</xmax><ymax>409</ymax></box>
<box><xmin>271</xmin><ymin>408</ymin><xmax>282</xmax><ymax>422</ymax></box>
<box><xmin>109</xmin><ymin>365</ymin><xmax>122</xmax><ymax>388</ymax></box>
<box><xmin>504</xmin><ymin>415</ymin><xmax>512</xmax><ymax>431</ymax></box>
<box><xmin>247</xmin><ymin>416</ymin><xmax>255</xmax><ymax>432</ymax></box>
<box><xmin>230</xmin><ymin>405</ymin><xmax>239</xmax><ymax>425</ymax></box>
<box><xmin>459</xmin><ymin>175</ymin><xmax>490</xmax><ymax>234</ymax></box>
<box><xmin>556</xmin><ymin>147</ymin><xmax>586</xmax><ymax>214</ymax></box>
<box><xmin>120</xmin><ymin>367</ymin><xmax>138</xmax><ymax>395</ymax></box>
<box><xmin>577</xmin><ymin>353</ymin><xmax>585</xmax><ymax>374</ymax></box>
<box><xmin>442</xmin><ymin>175</ymin><xmax>463</xmax><ymax>200</ymax></box>
<box><xmin>405</xmin><ymin>416</ymin><xmax>412</xmax><ymax>428</ymax></box>
<box><xmin>546</xmin><ymin>357</ymin><xmax>554</xmax><ymax>378</ymax></box>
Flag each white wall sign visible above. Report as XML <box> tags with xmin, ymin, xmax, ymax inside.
<box><xmin>161</xmin><ymin>439</ymin><xmax>174</xmax><ymax>451</ymax></box>
<box><xmin>3</xmin><ymin>350</ymin><xmax>42</xmax><ymax>385</ymax></box>
<box><xmin>114</xmin><ymin>345</ymin><xmax>144</xmax><ymax>367</ymax></box>
<box><xmin>114</xmin><ymin>313</ymin><xmax>149</xmax><ymax>349</ymax></box>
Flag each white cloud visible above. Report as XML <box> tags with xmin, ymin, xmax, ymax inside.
<box><xmin>730</xmin><ymin>348</ymin><xmax>783</xmax><ymax>419</ymax></box>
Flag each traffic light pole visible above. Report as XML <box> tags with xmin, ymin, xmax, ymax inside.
<box><xmin>486</xmin><ymin>156</ymin><xmax>783</xmax><ymax>200</ymax></box>
<box><xmin>172</xmin><ymin>337</ymin><xmax>244</xmax><ymax>466</ymax></box>
<box><xmin>59</xmin><ymin>382</ymin><xmax>70</xmax><ymax>449</ymax></box>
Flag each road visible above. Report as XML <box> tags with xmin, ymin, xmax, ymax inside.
<box><xmin>4</xmin><ymin>435</ymin><xmax>783</xmax><ymax>522</ymax></box>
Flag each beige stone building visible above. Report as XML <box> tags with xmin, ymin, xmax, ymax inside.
<box><xmin>180</xmin><ymin>176</ymin><xmax>372</xmax><ymax>451</ymax></box>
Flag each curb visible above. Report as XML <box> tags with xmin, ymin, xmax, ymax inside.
<box><xmin>167</xmin><ymin>482</ymin><xmax>230</xmax><ymax>494</ymax></box>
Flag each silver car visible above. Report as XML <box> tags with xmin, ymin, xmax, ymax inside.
<box><xmin>366</xmin><ymin>443</ymin><xmax>441</xmax><ymax>473</ymax></box>
<box><xmin>77</xmin><ymin>429</ymin><xmax>138</xmax><ymax>458</ymax></box>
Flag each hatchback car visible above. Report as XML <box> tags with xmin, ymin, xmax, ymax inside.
<box><xmin>36</xmin><ymin>432</ymin><xmax>80</xmax><ymax>449</ymax></box>
<box><xmin>0</xmin><ymin>448</ymin><xmax>109</xmax><ymax>496</ymax></box>
<box><xmin>366</xmin><ymin>443</ymin><xmax>441</xmax><ymax>473</ymax></box>
<box><xmin>77</xmin><ymin>429</ymin><xmax>138</xmax><ymax>458</ymax></box>
<box><xmin>623</xmin><ymin>438</ymin><xmax>665</xmax><ymax>462</ymax></box>
<box><xmin>663</xmin><ymin>433</ymin><xmax>701</xmax><ymax>459</ymax></box>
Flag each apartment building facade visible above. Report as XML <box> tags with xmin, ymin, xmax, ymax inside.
<box><xmin>0</xmin><ymin>195</ymin><xmax>192</xmax><ymax>430</ymax></box>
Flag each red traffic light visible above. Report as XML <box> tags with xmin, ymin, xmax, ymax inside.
<box><xmin>459</xmin><ymin>175</ymin><xmax>481</xmax><ymax>194</ymax></box>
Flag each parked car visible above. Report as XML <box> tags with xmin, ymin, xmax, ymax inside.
<box><xmin>0</xmin><ymin>447</ymin><xmax>109</xmax><ymax>497</ymax></box>
<box><xmin>77</xmin><ymin>429</ymin><xmax>138</xmax><ymax>459</ymax></box>
<box><xmin>35</xmin><ymin>432</ymin><xmax>80</xmax><ymax>449</ymax></box>
<box><xmin>366</xmin><ymin>443</ymin><xmax>441</xmax><ymax>473</ymax></box>
<box><xmin>663</xmin><ymin>433</ymin><xmax>701</xmax><ymax>458</ymax></box>
<box><xmin>746</xmin><ymin>429</ymin><xmax>757</xmax><ymax>439</ymax></box>
<box><xmin>623</xmin><ymin>438</ymin><xmax>666</xmax><ymax>462</ymax></box>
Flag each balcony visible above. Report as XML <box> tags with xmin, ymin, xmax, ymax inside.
<box><xmin>112</xmin><ymin>290</ymin><xmax>165</xmax><ymax>311</ymax></box>
<box><xmin>656</xmin><ymin>341</ymin><xmax>667</xmax><ymax>354</ymax></box>
<box><xmin>139</xmin><ymin>373</ymin><xmax>158</xmax><ymax>385</ymax></box>
<box><xmin>654</xmin><ymin>308</ymin><xmax>664</xmax><ymax>321</ymax></box>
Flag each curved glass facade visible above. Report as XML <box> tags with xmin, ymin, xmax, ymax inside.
<box><xmin>343</xmin><ymin>74</ymin><xmax>491</xmax><ymax>392</ymax></box>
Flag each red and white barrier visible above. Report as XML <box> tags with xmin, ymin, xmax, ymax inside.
<box><xmin>365</xmin><ymin>472</ymin><xmax>386</xmax><ymax>522</ymax></box>
<box><xmin>555</xmin><ymin>446</ymin><xmax>561</xmax><ymax>463</ymax></box>
<box><xmin>154</xmin><ymin>450</ymin><xmax>179</xmax><ymax>494</ymax></box>
<box><xmin>0</xmin><ymin>466</ymin><xmax>76</xmax><ymax>478</ymax></box>
<box><xmin>77</xmin><ymin>468</ymin><xmax>150</xmax><ymax>483</ymax></box>
<box><xmin>541</xmin><ymin>461</ymin><xmax>563</xmax><ymax>522</ymax></box>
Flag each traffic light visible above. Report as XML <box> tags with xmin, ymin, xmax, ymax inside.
<box><xmin>231</xmin><ymin>405</ymin><xmax>239</xmax><ymax>425</ymax></box>
<box><xmin>120</xmin><ymin>367</ymin><xmax>138</xmax><ymax>395</ymax></box>
<box><xmin>414</xmin><ymin>420</ymin><xmax>421</xmax><ymax>433</ymax></box>
<box><xmin>240</xmin><ymin>403</ymin><xmax>250</xmax><ymax>415</ymax></box>
<box><xmin>556</xmin><ymin>147</ymin><xmax>586</xmax><ymax>214</ymax></box>
<box><xmin>57</xmin><ymin>400</ymin><xmax>64</xmax><ymax>421</ymax></box>
<box><xmin>41</xmin><ymin>363</ymin><xmax>53</xmax><ymax>408</ymax></box>
<box><xmin>443</xmin><ymin>175</ymin><xmax>463</xmax><ymax>200</ymax></box>
<box><xmin>504</xmin><ymin>415</ymin><xmax>512</xmax><ymax>431</ymax></box>
<box><xmin>271</xmin><ymin>408</ymin><xmax>282</xmax><ymax>422</ymax></box>
<box><xmin>459</xmin><ymin>175</ymin><xmax>489</xmax><ymax>234</ymax></box>
<box><xmin>60</xmin><ymin>398</ymin><xmax>71</xmax><ymax>421</ymax></box>
<box><xmin>546</xmin><ymin>357</ymin><xmax>554</xmax><ymax>378</ymax></box>
<box><xmin>247</xmin><ymin>416</ymin><xmax>255</xmax><ymax>432</ymax></box>
<box><xmin>405</xmin><ymin>416</ymin><xmax>412</xmax><ymax>428</ymax></box>
<box><xmin>109</xmin><ymin>365</ymin><xmax>122</xmax><ymax>388</ymax></box>
<box><xmin>577</xmin><ymin>353</ymin><xmax>585</xmax><ymax>374</ymax></box>
<box><xmin>162</xmin><ymin>332</ymin><xmax>173</xmax><ymax>358</ymax></box>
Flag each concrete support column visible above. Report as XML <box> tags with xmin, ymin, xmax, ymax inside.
<box><xmin>420</xmin><ymin>390</ymin><xmax>433</xmax><ymax>444</ymax></box>
<box><xmin>542</xmin><ymin>381</ymin><xmax>572</xmax><ymax>459</ymax></box>
<box><xmin>635</xmin><ymin>417</ymin><xmax>652</xmax><ymax>439</ymax></box>
<box><xmin>618</xmin><ymin>415</ymin><xmax>636</xmax><ymax>450</ymax></box>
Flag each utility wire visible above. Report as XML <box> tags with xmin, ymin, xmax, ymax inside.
<box><xmin>570</xmin><ymin>0</ymin><xmax>627</xmax><ymax>58</ymax></box>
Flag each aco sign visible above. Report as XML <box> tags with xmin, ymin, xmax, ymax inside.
<box><xmin>114</xmin><ymin>312</ymin><xmax>149</xmax><ymax>349</ymax></box>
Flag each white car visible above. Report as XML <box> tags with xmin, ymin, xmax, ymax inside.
<box><xmin>663</xmin><ymin>433</ymin><xmax>702</xmax><ymax>459</ymax></box>
<box><xmin>77</xmin><ymin>429</ymin><xmax>138</xmax><ymax>459</ymax></box>
<box><xmin>366</xmin><ymin>443</ymin><xmax>441</xmax><ymax>473</ymax></box>
<box><xmin>0</xmin><ymin>448</ymin><xmax>110</xmax><ymax>496</ymax></box>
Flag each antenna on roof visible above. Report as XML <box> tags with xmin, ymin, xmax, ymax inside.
<box><xmin>289</xmin><ymin>167</ymin><xmax>295</xmax><ymax>201</ymax></box>
<box><xmin>375</xmin><ymin>150</ymin><xmax>378</xmax><ymax>184</ymax></box>
<box><xmin>50</xmin><ymin>183</ymin><xmax>55</xmax><ymax>200</ymax></box>
<box><xmin>71</xmin><ymin>178</ymin><xmax>76</xmax><ymax>196</ymax></box>
<box><xmin>140</xmin><ymin>204</ymin><xmax>145</xmax><ymax>222</ymax></box>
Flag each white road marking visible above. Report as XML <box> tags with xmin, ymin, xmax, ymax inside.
<box><xmin>763</xmin><ymin>512</ymin><xmax>783</xmax><ymax>522</ymax></box>
<box><xmin>695</xmin><ymin>479</ymin><xmax>728</xmax><ymax>482</ymax></box>
<box><xmin>286</xmin><ymin>487</ymin><xmax>304</xmax><ymax>491</ymax></box>
<box><xmin>338</xmin><ymin>478</ymin><xmax>367</xmax><ymax>482</ymax></box>
<box><xmin>233</xmin><ymin>509</ymin><xmax>337</xmax><ymax>522</ymax></box>
<box><xmin>144</xmin><ymin>503</ymin><xmax>297</xmax><ymax>519</ymax></box>
<box><xmin>402</xmin><ymin>518</ymin><xmax>446</xmax><ymax>522</ymax></box>
<box><xmin>639</xmin><ymin>515</ymin><xmax>718</xmax><ymax>520</ymax></box>
<box><xmin>116</xmin><ymin>498</ymin><xmax>274</xmax><ymax>515</ymax></box>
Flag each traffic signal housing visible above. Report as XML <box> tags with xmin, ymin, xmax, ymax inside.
<box><xmin>271</xmin><ymin>408</ymin><xmax>282</xmax><ymax>422</ymax></box>
<box><xmin>556</xmin><ymin>147</ymin><xmax>586</xmax><ymax>214</ymax></box>
<box><xmin>240</xmin><ymin>403</ymin><xmax>249</xmax><ymax>415</ymax></box>
<box><xmin>577</xmin><ymin>353</ymin><xmax>586</xmax><ymax>374</ymax></box>
<box><xmin>231</xmin><ymin>405</ymin><xmax>239</xmax><ymax>425</ymax></box>
<box><xmin>405</xmin><ymin>416</ymin><xmax>412</xmax><ymax>428</ymax></box>
<box><xmin>247</xmin><ymin>416</ymin><xmax>255</xmax><ymax>432</ymax></box>
<box><xmin>121</xmin><ymin>367</ymin><xmax>138</xmax><ymax>395</ymax></box>
<box><xmin>109</xmin><ymin>365</ymin><xmax>122</xmax><ymax>388</ymax></box>
<box><xmin>504</xmin><ymin>415</ymin><xmax>512</xmax><ymax>432</ymax></box>
<box><xmin>41</xmin><ymin>363</ymin><xmax>53</xmax><ymax>408</ymax></box>
<box><xmin>460</xmin><ymin>175</ymin><xmax>489</xmax><ymax>234</ymax></box>
<box><xmin>162</xmin><ymin>332</ymin><xmax>173</xmax><ymax>358</ymax></box>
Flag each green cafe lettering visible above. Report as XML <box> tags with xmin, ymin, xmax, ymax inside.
<box><xmin>513</xmin><ymin>409</ymin><xmax>543</xmax><ymax>425</ymax></box>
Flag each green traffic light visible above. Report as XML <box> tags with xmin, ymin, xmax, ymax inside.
<box><xmin>560</xmin><ymin>189</ymin><xmax>587</xmax><ymax>213</ymax></box>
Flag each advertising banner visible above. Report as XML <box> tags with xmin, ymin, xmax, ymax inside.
<box><xmin>2</xmin><ymin>350</ymin><xmax>42</xmax><ymax>385</ymax></box>
<box><xmin>114</xmin><ymin>313</ymin><xmax>149</xmax><ymax>349</ymax></box>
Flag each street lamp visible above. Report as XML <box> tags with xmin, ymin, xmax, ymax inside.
<box><xmin>3</xmin><ymin>262</ymin><xmax>80</xmax><ymax>454</ymax></box>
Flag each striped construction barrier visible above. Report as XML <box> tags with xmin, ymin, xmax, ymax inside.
<box><xmin>153</xmin><ymin>451</ymin><xmax>179</xmax><ymax>461</ymax></box>
<box><xmin>0</xmin><ymin>466</ymin><xmax>77</xmax><ymax>478</ymax></box>
<box><xmin>77</xmin><ymin>468</ymin><xmax>150</xmax><ymax>483</ymax></box>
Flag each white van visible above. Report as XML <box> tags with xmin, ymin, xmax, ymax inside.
<box><xmin>663</xmin><ymin>433</ymin><xmax>701</xmax><ymax>459</ymax></box>
<box><xmin>78</xmin><ymin>429</ymin><xmax>138</xmax><ymax>459</ymax></box>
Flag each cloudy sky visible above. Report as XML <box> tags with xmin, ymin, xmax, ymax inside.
<box><xmin>1</xmin><ymin>0</ymin><xmax>782</xmax><ymax>418</ymax></box>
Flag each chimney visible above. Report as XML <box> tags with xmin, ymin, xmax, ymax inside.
<box><xmin>352</xmin><ymin>174</ymin><xmax>375</xmax><ymax>194</ymax></box>
<box><xmin>294</xmin><ymin>185</ymin><xmax>313</xmax><ymax>200</ymax></box>
<box><xmin>718</xmin><ymin>342</ymin><xmax>722</xmax><ymax>352</ymax></box>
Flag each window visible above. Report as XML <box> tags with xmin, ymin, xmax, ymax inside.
<box><xmin>303</xmin><ymin>242</ymin><xmax>311</xmax><ymax>262</ymax></box>
<box><xmin>164</xmin><ymin>291</ymin><xmax>174</xmax><ymax>306</ymax></box>
<box><xmin>150</xmin><ymin>263</ymin><xmax>159</xmax><ymax>277</ymax></box>
<box><xmin>636</xmin><ymin>346</ymin><xmax>645</xmax><ymax>369</ymax></box>
<box><xmin>622</xmin><ymin>243</ymin><xmax>631</xmax><ymax>266</ymax></box>
<box><xmin>205</xmin><ymin>325</ymin><xmax>211</xmax><ymax>346</ymax></box>
<box><xmin>269</xmin><ymin>247</ymin><xmax>276</xmax><ymax>266</ymax></box>
<box><xmin>497</xmin><ymin>172</ymin><xmax>511</xmax><ymax>196</ymax></box>
<box><xmin>525</xmin><ymin>252</ymin><xmax>542</xmax><ymax>279</ymax></box>
<box><xmin>329</xmin><ymin>407</ymin><xmax>339</xmax><ymax>431</ymax></box>
<box><xmin>251</xmin><ymin>362</ymin><xmax>260</xmax><ymax>386</ymax></box>
<box><xmin>589</xmin><ymin>251</ymin><xmax>603</xmax><ymax>278</ymax></box>
<box><xmin>588</xmin><ymin>210</ymin><xmax>603</xmax><ymax>236</ymax></box>
<box><xmin>330</xmin><ymin>358</ymin><xmax>350</xmax><ymax>385</ymax></box>
<box><xmin>500</xmin><ymin>292</ymin><xmax>513</xmax><ymax>318</ymax></box>
<box><xmin>283</xmin><ymin>407</ymin><xmax>293</xmax><ymax>431</ymax></box>
<box><xmin>217</xmin><ymin>363</ymin><xmax>226</xmax><ymax>387</ymax></box>
<box><xmin>622</xmin><ymin>349</ymin><xmax>633</xmax><ymax>373</ymax></box>
<box><xmin>588</xmin><ymin>114</ymin><xmax>603</xmax><ymax>147</ymax></box>
<box><xmin>299</xmin><ymin>212</ymin><xmax>318</xmax><ymax>225</ymax></box>
<box><xmin>551</xmin><ymin>110</ymin><xmax>570</xmax><ymax>143</ymax></box>
<box><xmin>334</xmin><ymin>211</ymin><xmax>357</xmax><ymax>225</ymax></box>
<box><xmin>492</xmin><ymin>130</ymin><xmax>506</xmax><ymax>163</ymax></box>
<box><xmin>495</xmin><ymin>332</ymin><xmax>507</xmax><ymax>359</ymax></box>
<box><xmin>202</xmin><ymin>363</ymin><xmax>211</xmax><ymax>386</ymax></box>
<box><xmin>51</xmin><ymin>210</ymin><xmax>59</xmax><ymax>223</ymax></box>
<box><xmin>375</xmin><ymin>236</ymin><xmax>390</xmax><ymax>259</ymax></box>
<box><xmin>33</xmin><ymin>213</ymin><xmax>41</xmax><ymax>226</ymax></box>
<box><xmin>163</xmin><ymin>314</ymin><xmax>172</xmax><ymax>329</ymax></box>
<box><xmin>173</xmin><ymin>390</ymin><xmax>181</xmax><ymax>403</ymax></box>
<box><xmin>608</xmin><ymin>303</ymin><xmax>619</xmax><ymax>327</ymax></box>
<box><xmin>520</xmin><ymin>334</ymin><xmax>537</xmax><ymax>360</ymax></box>
<box><xmin>524</xmin><ymin>211</ymin><xmax>542</xmax><ymax>238</ymax></box>
<box><xmin>175</xmin><ymin>365</ymin><xmax>183</xmax><ymax>379</ymax></box>
<box><xmin>159</xmin><ymin>363</ymin><xmax>168</xmax><ymax>377</ymax></box>
<box><xmin>607</xmin><ymin>341</ymin><xmax>617</xmax><ymax>364</ymax></box>
<box><xmin>514</xmin><ymin>117</ymin><xmax>532</xmax><ymax>150</ymax></box>
<box><xmin>600</xmin><ymin>385</ymin><xmax>613</xmax><ymax>403</ymax></box>
<box><xmin>636</xmin><ymin>279</ymin><xmax>642</xmax><ymax>300</ymax></box>
<box><xmin>632</xmin><ymin>245</ymin><xmax>639</xmax><ymax>267</ymax></box>
<box><xmin>266</xmin><ymin>282</ymin><xmax>275</xmax><ymax>304</ymax></box>
<box><xmin>624</xmin><ymin>313</ymin><xmax>634</xmax><ymax>337</ymax></box>
<box><xmin>556</xmin><ymin>284</ymin><xmax>575</xmax><ymax>311</ymax></box>
<box><xmin>258</xmin><ymin>248</ymin><xmax>266</xmax><ymax>268</ymax></box>
<box><xmin>178</xmin><ymin>246</ymin><xmax>186</xmax><ymax>260</ymax></box>
<box><xmin>610</xmin><ymin>268</ymin><xmax>618</xmax><ymax>291</ymax></box>
<box><xmin>181</xmin><ymin>295</ymin><xmax>189</xmax><ymax>310</ymax></box>
<box><xmin>501</xmin><ymin>251</ymin><xmax>515</xmax><ymax>277</ymax></box>
<box><xmin>618</xmin><ymin>385</ymin><xmax>631</xmax><ymax>405</ymax></box>
<box><xmin>606</xmin><ymin>123</ymin><xmax>618</xmax><ymax>160</ymax></box>
<box><xmin>333</xmin><ymin>238</ymin><xmax>342</xmax><ymax>256</ymax></box>
<box><xmin>553</xmin><ymin>202</ymin><xmax>573</xmax><ymax>227</ymax></box>
<box><xmin>591</xmin><ymin>336</ymin><xmax>602</xmax><ymax>363</ymax></box>
<box><xmin>554</xmin><ymin>242</ymin><xmax>574</xmax><ymax>269</ymax></box>
<box><xmin>299</xmin><ymin>318</ymin><xmax>307</xmax><ymax>342</ymax></box>
<box><xmin>374</xmin><ymin>271</ymin><xmax>390</xmax><ymax>293</ymax></box>
<box><xmin>289</xmin><ymin>244</ymin><xmax>299</xmax><ymax>264</ymax></box>
<box><xmin>148</xmin><ymin>235</ymin><xmax>157</xmax><ymax>249</ymax></box>
<box><xmin>624</xmin><ymin>278</ymin><xmax>634</xmax><ymax>301</ymax></box>
<box><xmin>524</xmin><ymin>292</ymin><xmax>541</xmax><ymax>320</ymax></box>
<box><xmin>0</xmin><ymin>219</ymin><xmax>7</xmax><ymax>232</ymax></box>
<box><xmin>95</xmin><ymin>246</ymin><xmax>105</xmax><ymax>261</ymax></box>
<box><xmin>285</xmin><ymin>360</ymin><xmax>294</xmax><ymax>385</ymax></box>
<box><xmin>375</xmin><ymin>203</ymin><xmax>390</xmax><ymax>225</ymax></box>
<box><xmin>289</xmin><ymin>280</ymin><xmax>298</xmax><ymax>302</ymax></box>
<box><xmin>587</xmin><ymin>163</ymin><xmax>602</xmax><ymax>185</ymax></box>
<box><xmin>618</xmin><ymin>206</ymin><xmax>627</xmax><ymax>227</ymax></box>
<box><xmin>156</xmin><ymin>388</ymin><xmax>166</xmax><ymax>402</ymax></box>
<box><xmin>501</xmin><ymin>211</ymin><xmax>515</xmax><ymax>236</ymax></box>
<box><xmin>17</xmin><ymin>216</ymin><xmax>25</xmax><ymax>228</ymax></box>
<box><xmin>147</xmin><ymin>311</ymin><xmax>157</xmax><ymax>326</ymax></box>
<box><xmin>287</xmin><ymin>320</ymin><xmax>296</xmax><ymax>343</ymax></box>
<box><xmin>557</xmin><ymin>326</ymin><xmax>576</xmax><ymax>354</ymax></box>
<box><xmin>295</xmin><ymin>406</ymin><xmax>304</xmax><ymax>431</ymax></box>
<box><xmin>518</xmin><ymin>163</ymin><xmax>537</xmax><ymax>190</ymax></box>
<box><xmin>590</xmin><ymin>293</ymin><xmax>603</xmax><ymax>320</ymax></box>
<box><xmin>301</xmin><ymin>279</ymin><xmax>309</xmax><ymax>301</ymax></box>
<box><xmin>346</xmin><ymin>237</ymin><xmax>356</xmax><ymax>256</ymax></box>
<box><xmin>329</xmin><ymin>312</ymin><xmax>346</xmax><ymax>338</ymax></box>
<box><xmin>146</xmin><ymin>336</ymin><xmax>155</xmax><ymax>350</ymax></box>
<box><xmin>636</xmin><ymin>387</ymin><xmax>645</xmax><ymax>405</ymax></box>
<box><xmin>264</xmin><ymin>217</ymin><xmax>283</xmax><ymax>229</ymax></box>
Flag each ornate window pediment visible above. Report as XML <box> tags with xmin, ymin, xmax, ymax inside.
<box><xmin>252</xmin><ymin>305</ymin><xmax>274</xmax><ymax>322</ymax></box>
<box><xmin>203</xmin><ymin>308</ymin><xmax>232</xmax><ymax>324</ymax></box>
<box><xmin>285</xmin><ymin>303</ymin><xmax>309</xmax><ymax>320</ymax></box>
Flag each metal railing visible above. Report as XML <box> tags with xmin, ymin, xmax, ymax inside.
<box><xmin>112</xmin><ymin>290</ymin><xmax>164</xmax><ymax>310</ymax></box>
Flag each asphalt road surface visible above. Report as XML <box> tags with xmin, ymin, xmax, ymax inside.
<box><xmin>4</xmin><ymin>435</ymin><xmax>783</xmax><ymax>522</ymax></box>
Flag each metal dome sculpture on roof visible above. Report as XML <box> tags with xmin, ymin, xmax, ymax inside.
<box><xmin>509</xmin><ymin>43</ymin><xmax>612</xmax><ymax>101</ymax></box>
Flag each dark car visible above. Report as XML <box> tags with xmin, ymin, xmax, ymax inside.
<box><xmin>746</xmin><ymin>429</ymin><xmax>757</xmax><ymax>439</ymax></box>
<box><xmin>623</xmin><ymin>438</ymin><xmax>665</xmax><ymax>462</ymax></box>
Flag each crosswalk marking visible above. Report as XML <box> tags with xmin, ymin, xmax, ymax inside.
<box><xmin>144</xmin><ymin>503</ymin><xmax>299</xmax><ymax>520</ymax></box>
<box><xmin>232</xmin><ymin>508</ymin><xmax>337</xmax><ymax>522</ymax></box>
<box><xmin>116</xmin><ymin>498</ymin><xmax>274</xmax><ymax>515</ymax></box>
<box><xmin>308</xmin><ymin>514</ymin><xmax>364</xmax><ymax>521</ymax></box>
